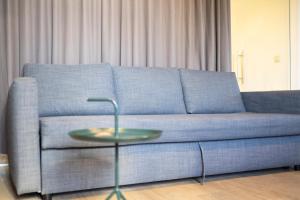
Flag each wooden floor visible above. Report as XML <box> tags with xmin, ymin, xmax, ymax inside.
<box><xmin>0</xmin><ymin>154</ymin><xmax>299</xmax><ymax>200</ymax></box>
<box><xmin>0</xmin><ymin>154</ymin><xmax>7</xmax><ymax>165</ymax></box>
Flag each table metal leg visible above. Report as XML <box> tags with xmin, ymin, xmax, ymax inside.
<box><xmin>106</xmin><ymin>190</ymin><xmax>115</xmax><ymax>200</ymax></box>
<box><xmin>120</xmin><ymin>192</ymin><xmax>126</xmax><ymax>200</ymax></box>
<box><xmin>106</xmin><ymin>143</ymin><xmax>126</xmax><ymax>200</ymax></box>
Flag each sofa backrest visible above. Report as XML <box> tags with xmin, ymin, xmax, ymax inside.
<box><xmin>180</xmin><ymin>69</ymin><xmax>245</xmax><ymax>114</ymax></box>
<box><xmin>23</xmin><ymin>63</ymin><xmax>116</xmax><ymax>117</ymax></box>
<box><xmin>113</xmin><ymin>66</ymin><xmax>186</xmax><ymax>114</ymax></box>
<box><xmin>23</xmin><ymin>64</ymin><xmax>245</xmax><ymax>116</ymax></box>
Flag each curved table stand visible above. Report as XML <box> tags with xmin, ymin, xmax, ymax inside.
<box><xmin>69</xmin><ymin>98</ymin><xmax>162</xmax><ymax>200</ymax></box>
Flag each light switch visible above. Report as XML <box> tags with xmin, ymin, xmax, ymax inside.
<box><xmin>273</xmin><ymin>55</ymin><xmax>280</xmax><ymax>63</ymax></box>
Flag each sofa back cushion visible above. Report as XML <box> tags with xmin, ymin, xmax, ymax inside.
<box><xmin>23</xmin><ymin>63</ymin><xmax>116</xmax><ymax>116</ymax></box>
<box><xmin>113</xmin><ymin>66</ymin><xmax>186</xmax><ymax>114</ymax></box>
<box><xmin>180</xmin><ymin>69</ymin><xmax>245</xmax><ymax>114</ymax></box>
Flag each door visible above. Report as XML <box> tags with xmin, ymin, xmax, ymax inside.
<box><xmin>231</xmin><ymin>0</ymin><xmax>291</xmax><ymax>91</ymax></box>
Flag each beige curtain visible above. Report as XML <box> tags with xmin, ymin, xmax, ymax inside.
<box><xmin>0</xmin><ymin>0</ymin><xmax>231</xmax><ymax>153</ymax></box>
<box><xmin>0</xmin><ymin>0</ymin><xmax>8</xmax><ymax>154</ymax></box>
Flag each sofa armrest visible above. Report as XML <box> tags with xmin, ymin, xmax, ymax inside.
<box><xmin>7</xmin><ymin>77</ymin><xmax>41</xmax><ymax>194</ymax></box>
<box><xmin>241</xmin><ymin>90</ymin><xmax>300</xmax><ymax>114</ymax></box>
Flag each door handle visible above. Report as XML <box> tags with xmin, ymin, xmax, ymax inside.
<box><xmin>236</xmin><ymin>51</ymin><xmax>244</xmax><ymax>84</ymax></box>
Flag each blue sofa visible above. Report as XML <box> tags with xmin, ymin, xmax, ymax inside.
<box><xmin>7</xmin><ymin>63</ymin><xmax>300</xmax><ymax>199</ymax></box>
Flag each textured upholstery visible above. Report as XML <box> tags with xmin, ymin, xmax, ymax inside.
<box><xmin>242</xmin><ymin>90</ymin><xmax>300</xmax><ymax>114</ymax></box>
<box><xmin>41</xmin><ymin>136</ymin><xmax>300</xmax><ymax>194</ymax></box>
<box><xmin>7</xmin><ymin>78</ymin><xmax>41</xmax><ymax>195</ymax></box>
<box><xmin>180</xmin><ymin>69</ymin><xmax>245</xmax><ymax>113</ymax></box>
<box><xmin>41</xmin><ymin>142</ymin><xmax>202</xmax><ymax>194</ymax></box>
<box><xmin>113</xmin><ymin>66</ymin><xmax>186</xmax><ymax>114</ymax></box>
<box><xmin>40</xmin><ymin>112</ymin><xmax>300</xmax><ymax>149</ymax></box>
<box><xmin>8</xmin><ymin>64</ymin><xmax>300</xmax><ymax>196</ymax></box>
<box><xmin>200</xmin><ymin>136</ymin><xmax>300</xmax><ymax>175</ymax></box>
<box><xmin>23</xmin><ymin>63</ymin><xmax>116</xmax><ymax>116</ymax></box>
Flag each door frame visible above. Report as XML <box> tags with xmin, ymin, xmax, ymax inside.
<box><xmin>290</xmin><ymin>0</ymin><xmax>300</xmax><ymax>89</ymax></box>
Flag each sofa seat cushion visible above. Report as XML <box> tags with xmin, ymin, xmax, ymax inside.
<box><xmin>40</xmin><ymin>112</ymin><xmax>300</xmax><ymax>149</ymax></box>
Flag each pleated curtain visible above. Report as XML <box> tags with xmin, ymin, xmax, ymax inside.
<box><xmin>0</xmin><ymin>0</ymin><xmax>231</xmax><ymax>153</ymax></box>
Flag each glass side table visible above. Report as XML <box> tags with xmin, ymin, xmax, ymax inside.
<box><xmin>69</xmin><ymin>98</ymin><xmax>162</xmax><ymax>200</ymax></box>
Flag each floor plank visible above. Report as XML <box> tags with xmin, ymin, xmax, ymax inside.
<box><xmin>0</xmin><ymin>163</ymin><xmax>299</xmax><ymax>200</ymax></box>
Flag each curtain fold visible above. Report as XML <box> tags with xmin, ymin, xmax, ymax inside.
<box><xmin>0</xmin><ymin>0</ymin><xmax>8</xmax><ymax>154</ymax></box>
<box><xmin>0</xmin><ymin>0</ymin><xmax>231</xmax><ymax>153</ymax></box>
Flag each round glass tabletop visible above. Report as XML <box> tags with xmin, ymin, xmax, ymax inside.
<box><xmin>69</xmin><ymin>128</ymin><xmax>162</xmax><ymax>143</ymax></box>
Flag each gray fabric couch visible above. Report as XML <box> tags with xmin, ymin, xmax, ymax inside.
<box><xmin>7</xmin><ymin>64</ymin><xmax>300</xmax><ymax>198</ymax></box>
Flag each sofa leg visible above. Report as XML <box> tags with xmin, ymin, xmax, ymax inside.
<box><xmin>42</xmin><ymin>194</ymin><xmax>52</xmax><ymax>200</ymax></box>
<box><xmin>294</xmin><ymin>165</ymin><xmax>300</xmax><ymax>171</ymax></box>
